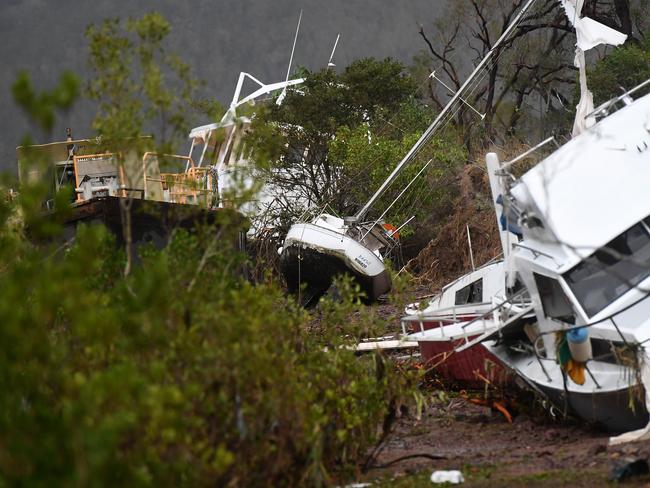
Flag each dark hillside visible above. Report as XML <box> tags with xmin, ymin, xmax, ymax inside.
<box><xmin>0</xmin><ymin>0</ymin><xmax>444</xmax><ymax>173</ymax></box>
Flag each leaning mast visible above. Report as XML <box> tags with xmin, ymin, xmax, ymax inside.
<box><xmin>347</xmin><ymin>0</ymin><xmax>540</xmax><ymax>224</ymax></box>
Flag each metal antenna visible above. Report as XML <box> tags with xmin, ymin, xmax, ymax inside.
<box><xmin>277</xmin><ymin>10</ymin><xmax>303</xmax><ymax>106</ymax></box>
<box><xmin>467</xmin><ymin>224</ymin><xmax>476</xmax><ymax>271</ymax></box>
<box><xmin>430</xmin><ymin>71</ymin><xmax>485</xmax><ymax>120</ymax></box>
<box><xmin>327</xmin><ymin>34</ymin><xmax>340</xmax><ymax>68</ymax></box>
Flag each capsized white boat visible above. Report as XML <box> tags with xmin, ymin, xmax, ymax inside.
<box><xmin>481</xmin><ymin>77</ymin><xmax>650</xmax><ymax>436</ymax></box>
<box><xmin>279</xmin><ymin>214</ymin><xmax>392</xmax><ymax>305</ymax></box>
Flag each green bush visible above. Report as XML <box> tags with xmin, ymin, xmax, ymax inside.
<box><xmin>589</xmin><ymin>35</ymin><xmax>650</xmax><ymax>105</ymax></box>
<box><xmin>3</xmin><ymin>13</ymin><xmax>421</xmax><ymax>485</ymax></box>
<box><xmin>0</xmin><ymin>192</ymin><xmax>419</xmax><ymax>486</ymax></box>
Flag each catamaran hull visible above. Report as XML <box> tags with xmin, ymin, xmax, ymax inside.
<box><xmin>280</xmin><ymin>223</ymin><xmax>391</xmax><ymax>305</ymax></box>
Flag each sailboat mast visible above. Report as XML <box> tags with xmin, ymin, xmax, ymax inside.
<box><xmin>349</xmin><ymin>0</ymin><xmax>539</xmax><ymax>224</ymax></box>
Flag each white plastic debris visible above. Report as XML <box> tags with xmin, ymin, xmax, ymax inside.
<box><xmin>430</xmin><ymin>470</ymin><xmax>464</xmax><ymax>484</ymax></box>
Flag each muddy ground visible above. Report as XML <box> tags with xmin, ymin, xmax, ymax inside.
<box><xmin>358</xmin><ymin>379</ymin><xmax>650</xmax><ymax>487</ymax></box>
<box><xmin>346</xmin><ymin>300</ymin><xmax>650</xmax><ymax>487</ymax></box>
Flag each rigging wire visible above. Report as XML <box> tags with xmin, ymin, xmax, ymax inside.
<box><xmin>282</xmin><ymin>0</ymin><xmax>543</xmax><ymax>233</ymax></box>
<box><xmin>382</xmin><ymin>1</ymin><xmax>542</xmax><ymax>217</ymax></box>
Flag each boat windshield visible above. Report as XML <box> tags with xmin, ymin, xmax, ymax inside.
<box><xmin>534</xmin><ymin>273</ymin><xmax>576</xmax><ymax>324</ymax></box>
<box><xmin>564</xmin><ymin>221</ymin><xmax>650</xmax><ymax>317</ymax></box>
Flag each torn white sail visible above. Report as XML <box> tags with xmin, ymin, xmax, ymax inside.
<box><xmin>559</xmin><ymin>0</ymin><xmax>627</xmax><ymax>136</ymax></box>
<box><xmin>575</xmin><ymin>17</ymin><xmax>627</xmax><ymax>51</ymax></box>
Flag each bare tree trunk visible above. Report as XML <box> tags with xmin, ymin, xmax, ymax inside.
<box><xmin>613</xmin><ymin>0</ymin><xmax>633</xmax><ymax>36</ymax></box>
<box><xmin>119</xmin><ymin>175</ymin><xmax>134</xmax><ymax>278</ymax></box>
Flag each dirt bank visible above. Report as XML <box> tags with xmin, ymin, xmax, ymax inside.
<box><xmin>361</xmin><ymin>386</ymin><xmax>650</xmax><ymax>486</ymax></box>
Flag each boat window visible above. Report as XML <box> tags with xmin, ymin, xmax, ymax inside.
<box><xmin>507</xmin><ymin>274</ymin><xmax>530</xmax><ymax>301</ymax></box>
<box><xmin>533</xmin><ymin>273</ymin><xmax>576</xmax><ymax>324</ymax></box>
<box><xmin>455</xmin><ymin>278</ymin><xmax>483</xmax><ymax>305</ymax></box>
<box><xmin>564</xmin><ymin>222</ymin><xmax>650</xmax><ymax>317</ymax></box>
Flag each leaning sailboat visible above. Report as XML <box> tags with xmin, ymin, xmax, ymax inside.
<box><xmin>279</xmin><ymin>0</ymin><xmax>543</xmax><ymax>305</ymax></box>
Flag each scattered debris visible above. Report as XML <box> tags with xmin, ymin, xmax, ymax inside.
<box><xmin>354</xmin><ymin>335</ymin><xmax>419</xmax><ymax>352</ymax></box>
<box><xmin>610</xmin><ymin>458</ymin><xmax>649</xmax><ymax>482</ymax></box>
<box><xmin>430</xmin><ymin>470</ymin><xmax>464</xmax><ymax>484</ymax></box>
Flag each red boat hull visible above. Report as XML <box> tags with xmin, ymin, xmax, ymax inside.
<box><xmin>409</xmin><ymin>315</ymin><xmax>510</xmax><ymax>387</ymax></box>
<box><xmin>419</xmin><ymin>338</ymin><xmax>509</xmax><ymax>387</ymax></box>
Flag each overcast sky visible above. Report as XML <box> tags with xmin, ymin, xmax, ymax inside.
<box><xmin>0</xmin><ymin>0</ymin><xmax>444</xmax><ymax>173</ymax></box>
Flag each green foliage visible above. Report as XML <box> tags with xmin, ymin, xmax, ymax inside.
<box><xmin>250</xmin><ymin>58</ymin><xmax>418</xmax><ymax>199</ymax></box>
<box><xmin>340</xmin><ymin>57</ymin><xmax>417</xmax><ymax>123</ymax></box>
<box><xmin>589</xmin><ymin>35</ymin><xmax>650</xmax><ymax>105</ymax></box>
<box><xmin>0</xmin><ymin>203</ymin><xmax>419</xmax><ymax>485</ymax></box>
<box><xmin>249</xmin><ymin>57</ymin><xmax>466</xmax><ymax>238</ymax></box>
<box><xmin>12</xmin><ymin>70</ymin><xmax>80</xmax><ymax>136</ymax></box>
<box><xmin>329</xmin><ymin>118</ymin><xmax>465</xmax><ymax>235</ymax></box>
<box><xmin>11</xmin><ymin>71</ymin><xmax>81</xmax><ymax>237</ymax></box>
<box><xmin>269</xmin><ymin>58</ymin><xmax>416</xmax><ymax>135</ymax></box>
<box><xmin>3</xmin><ymin>12</ymin><xmax>423</xmax><ymax>485</ymax></box>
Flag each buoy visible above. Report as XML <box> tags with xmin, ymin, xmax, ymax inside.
<box><xmin>567</xmin><ymin>327</ymin><xmax>592</xmax><ymax>363</ymax></box>
<box><xmin>382</xmin><ymin>223</ymin><xmax>399</xmax><ymax>239</ymax></box>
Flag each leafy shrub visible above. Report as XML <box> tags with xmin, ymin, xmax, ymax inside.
<box><xmin>0</xmin><ymin>192</ymin><xmax>420</xmax><ymax>486</ymax></box>
<box><xmin>3</xmin><ymin>13</ymin><xmax>421</xmax><ymax>485</ymax></box>
<box><xmin>589</xmin><ymin>34</ymin><xmax>650</xmax><ymax>105</ymax></box>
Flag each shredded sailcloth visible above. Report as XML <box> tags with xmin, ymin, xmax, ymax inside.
<box><xmin>559</xmin><ymin>0</ymin><xmax>627</xmax><ymax>136</ymax></box>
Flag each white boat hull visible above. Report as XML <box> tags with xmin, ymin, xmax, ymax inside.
<box><xmin>486</xmin><ymin>342</ymin><xmax>649</xmax><ymax>432</ymax></box>
<box><xmin>280</xmin><ymin>222</ymin><xmax>391</xmax><ymax>304</ymax></box>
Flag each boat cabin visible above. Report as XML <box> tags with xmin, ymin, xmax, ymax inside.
<box><xmin>507</xmin><ymin>88</ymin><xmax>650</xmax><ymax>354</ymax></box>
<box><xmin>17</xmin><ymin>135</ymin><xmax>219</xmax><ymax>209</ymax></box>
<box><xmin>407</xmin><ymin>260</ymin><xmax>505</xmax><ymax>319</ymax></box>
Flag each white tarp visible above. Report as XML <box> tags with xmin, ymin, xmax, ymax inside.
<box><xmin>573</xmin><ymin>49</ymin><xmax>596</xmax><ymax>135</ymax></box>
<box><xmin>559</xmin><ymin>0</ymin><xmax>627</xmax><ymax>136</ymax></box>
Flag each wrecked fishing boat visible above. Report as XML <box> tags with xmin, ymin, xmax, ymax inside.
<box><xmin>16</xmin><ymin>71</ymin><xmax>304</xmax><ymax>255</ymax></box>
<box><xmin>447</xmin><ymin>0</ymin><xmax>650</xmax><ymax>438</ymax></box>
<box><xmin>481</xmin><ymin>78</ymin><xmax>650</xmax><ymax>435</ymax></box>
<box><xmin>17</xmin><ymin>132</ymin><xmax>244</xmax><ymax>254</ymax></box>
